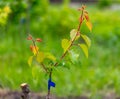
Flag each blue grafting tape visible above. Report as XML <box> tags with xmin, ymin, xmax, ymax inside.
<box><xmin>48</xmin><ymin>78</ymin><xmax>56</xmax><ymax>90</ymax></box>
<box><xmin>48</xmin><ymin>78</ymin><xmax>51</xmax><ymax>90</ymax></box>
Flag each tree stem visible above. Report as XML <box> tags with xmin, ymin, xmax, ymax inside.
<box><xmin>47</xmin><ymin>10</ymin><xmax>84</xmax><ymax>97</ymax></box>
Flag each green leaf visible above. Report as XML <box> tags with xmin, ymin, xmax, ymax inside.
<box><xmin>36</xmin><ymin>52</ymin><xmax>45</xmax><ymax>63</ymax></box>
<box><xmin>61</xmin><ymin>39</ymin><xmax>71</xmax><ymax>53</ymax></box>
<box><xmin>79</xmin><ymin>44</ymin><xmax>88</xmax><ymax>58</ymax></box>
<box><xmin>70</xmin><ymin>29</ymin><xmax>80</xmax><ymax>41</ymax></box>
<box><xmin>45</xmin><ymin>52</ymin><xmax>56</xmax><ymax>61</ymax></box>
<box><xmin>28</xmin><ymin>56</ymin><xmax>33</xmax><ymax>67</ymax></box>
<box><xmin>57</xmin><ymin>62</ymin><xmax>70</xmax><ymax>69</ymax></box>
<box><xmin>81</xmin><ymin>34</ymin><xmax>91</xmax><ymax>47</ymax></box>
<box><xmin>69</xmin><ymin>50</ymin><xmax>79</xmax><ymax>63</ymax></box>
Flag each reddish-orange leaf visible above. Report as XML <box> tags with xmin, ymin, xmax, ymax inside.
<box><xmin>78</xmin><ymin>5</ymin><xmax>86</xmax><ymax>11</ymax></box>
<box><xmin>36</xmin><ymin>38</ymin><xmax>42</xmax><ymax>42</ymax></box>
<box><xmin>27</xmin><ymin>35</ymin><xmax>32</xmax><ymax>40</ymax></box>
<box><xmin>84</xmin><ymin>13</ymin><xmax>89</xmax><ymax>21</ymax></box>
<box><xmin>30</xmin><ymin>45</ymin><xmax>33</xmax><ymax>51</ymax></box>
<box><xmin>30</xmin><ymin>45</ymin><xmax>39</xmax><ymax>55</ymax></box>
<box><xmin>82</xmin><ymin>5</ymin><xmax>86</xmax><ymax>10</ymax></box>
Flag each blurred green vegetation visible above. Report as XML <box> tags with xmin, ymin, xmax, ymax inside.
<box><xmin>0</xmin><ymin>0</ymin><xmax>120</xmax><ymax>98</ymax></box>
<box><xmin>98</xmin><ymin>0</ymin><xmax>120</xmax><ymax>8</ymax></box>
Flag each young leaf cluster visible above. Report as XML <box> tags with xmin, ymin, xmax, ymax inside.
<box><xmin>61</xmin><ymin>5</ymin><xmax>92</xmax><ymax>59</ymax></box>
<box><xmin>27</xmin><ymin>5</ymin><xmax>92</xmax><ymax>77</ymax></box>
<box><xmin>27</xmin><ymin>34</ymin><xmax>56</xmax><ymax>73</ymax></box>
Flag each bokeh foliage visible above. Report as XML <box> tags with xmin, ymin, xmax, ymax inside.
<box><xmin>0</xmin><ymin>0</ymin><xmax>120</xmax><ymax>97</ymax></box>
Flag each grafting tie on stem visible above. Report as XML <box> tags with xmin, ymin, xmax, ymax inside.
<box><xmin>47</xmin><ymin>76</ymin><xmax>56</xmax><ymax>99</ymax></box>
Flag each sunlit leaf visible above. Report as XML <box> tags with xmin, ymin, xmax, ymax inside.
<box><xmin>45</xmin><ymin>52</ymin><xmax>56</xmax><ymax>61</ymax></box>
<box><xmin>61</xmin><ymin>39</ymin><xmax>71</xmax><ymax>53</ymax></box>
<box><xmin>70</xmin><ymin>29</ymin><xmax>77</xmax><ymax>41</ymax></box>
<box><xmin>28</xmin><ymin>56</ymin><xmax>33</xmax><ymax>66</ymax></box>
<box><xmin>86</xmin><ymin>21</ymin><xmax>92</xmax><ymax>31</ymax></box>
<box><xmin>30</xmin><ymin>45</ymin><xmax>39</xmax><ymax>55</ymax></box>
<box><xmin>81</xmin><ymin>34</ymin><xmax>91</xmax><ymax>47</ymax></box>
<box><xmin>70</xmin><ymin>29</ymin><xmax>80</xmax><ymax>41</ymax></box>
<box><xmin>36</xmin><ymin>52</ymin><xmax>45</xmax><ymax>63</ymax></box>
<box><xmin>79</xmin><ymin>44</ymin><xmax>88</xmax><ymax>58</ymax></box>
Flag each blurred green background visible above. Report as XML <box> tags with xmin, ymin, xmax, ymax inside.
<box><xmin>0</xmin><ymin>0</ymin><xmax>120</xmax><ymax>98</ymax></box>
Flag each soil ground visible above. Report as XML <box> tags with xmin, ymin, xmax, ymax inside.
<box><xmin>0</xmin><ymin>89</ymin><xmax>120</xmax><ymax>99</ymax></box>
<box><xmin>0</xmin><ymin>89</ymin><xmax>88</xmax><ymax>99</ymax></box>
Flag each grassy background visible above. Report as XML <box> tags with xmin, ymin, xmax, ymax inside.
<box><xmin>0</xmin><ymin>2</ymin><xmax>120</xmax><ymax>98</ymax></box>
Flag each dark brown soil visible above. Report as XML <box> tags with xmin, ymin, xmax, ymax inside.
<box><xmin>0</xmin><ymin>91</ymin><xmax>88</xmax><ymax>99</ymax></box>
<box><xmin>0</xmin><ymin>89</ymin><xmax>88</xmax><ymax>99</ymax></box>
<box><xmin>0</xmin><ymin>89</ymin><xmax>120</xmax><ymax>99</ymax></box>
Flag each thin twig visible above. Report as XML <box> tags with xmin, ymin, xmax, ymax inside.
<box><xmin>54</xmin><ymin>10</ymin><xmax>83</xmax><ymax>67</ymax></box>
<box><xmin>41</xmin><ymin>63</ymin><xmax>48</xmax><ymax>73</ymax></box>
<box><xmin>31</xmin><ymin>38</ymin><xmax>48</xmax><ymax>73</ymax></box>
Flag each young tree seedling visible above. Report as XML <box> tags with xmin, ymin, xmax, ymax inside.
<box><xmin>27</xmin><ymin>5</ymin><xmax>92</xmax><ymax>99</ymax></box>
